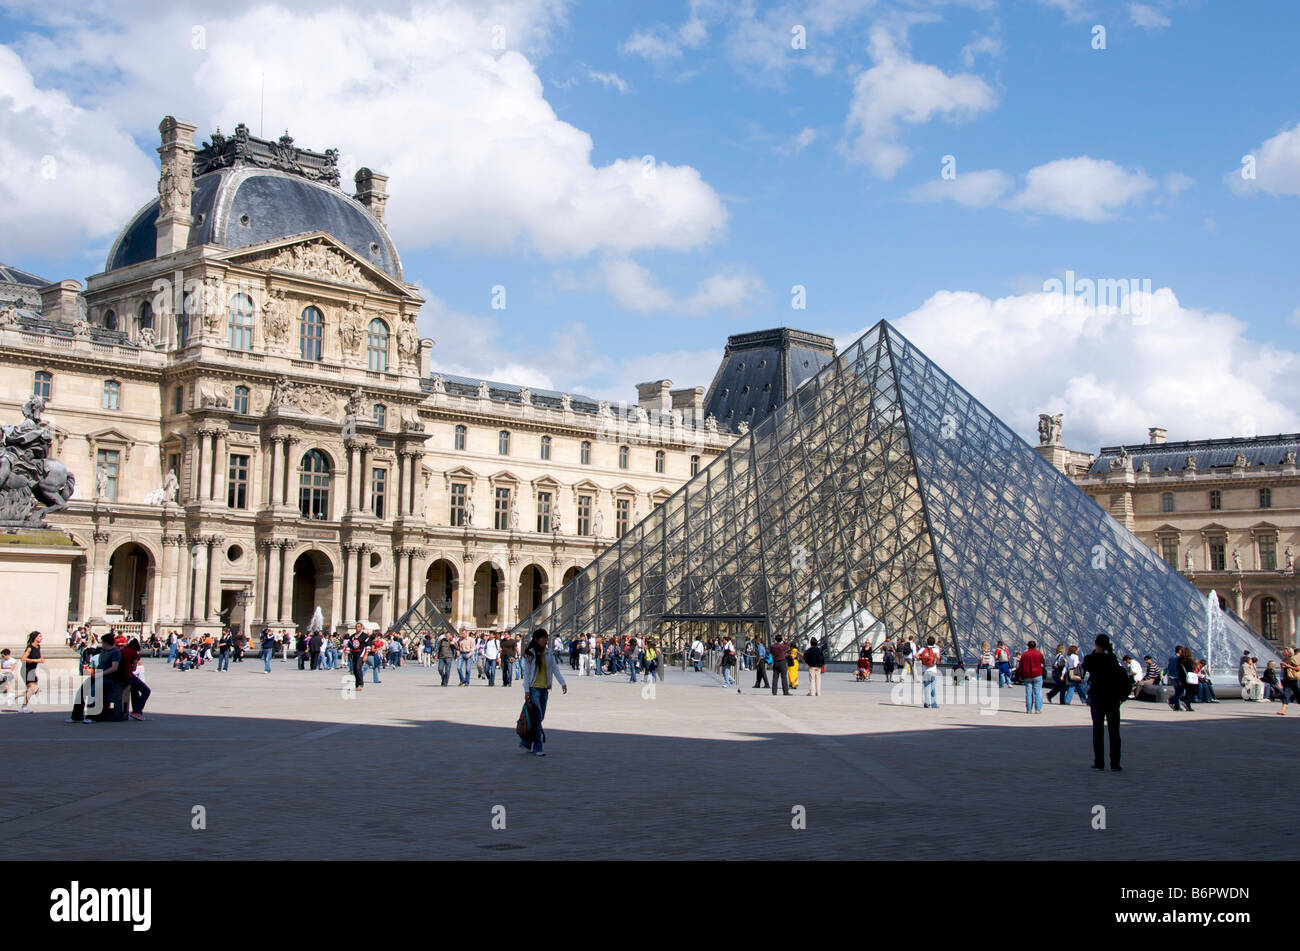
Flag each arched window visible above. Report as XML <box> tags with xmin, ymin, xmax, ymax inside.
<box><xmin>298</xmin><ymin>450</ymin><xmax>331</xmax><ymax>520</ymax></box>
<box><xmin>580</xmin><ymin>440</ymin><xmax>591</xmax><ymax>465</ymax></box>
<box><xmin>233</xmin><ymin>385</ymin><xmax>250</xmax><ymax>414</ymax></box>
<box><xmin>540</xmin><ymin>435</ymin><xmax>552</xmax><ymax>461</ymax></box>
<box><xmin>454</xmin><ymin>425</ymin><xmax>467</xmax><ymax>451</ymax></box>
<box><xmin>690</xmin><ymin>454</ymin><xmax>700</xmax><ymax>477</ymax></box>
<box><xmin>498</xmin><ymin>430</ymin><xmax>510</xmax><ymax>455</ymax></box>
<box><xmin>228</xmin><ymin>293</ymin><xmax>254</xmax><ymax>351</ymax></box>
<box><xmin>618</xmin><ymin>445</ymin><xmax>629</xmax><ymax>470</ymax></box>
<box><xmin>300</xmin><ymin>306</ymin><xmax>324</xmax><ymax>361</ymax></box>
<box><xmin>367</xmin><ymin>318</ymin><xmax>389</xmax><ymax>372</ymax></box>
<box><xmin>372</xmin><ymin>403</ymin><xmax>386</xmax><ymax>428</ymax></box>
<box><xmin>137</xmin><ymin>301</ymin><xmax>153</xmax><ymax>332</ymax></box>
<box><xmin>103</xmin><ymin>309</ymin><xmax>117</xmax><ymax>332</ymax></box>
<box><xmin>655</xmin><ymin>450</ymin><xmax>665</xmax><ymax>474</ymax></box>
<box><xmin>1261</xmin><ymin>596</ymin><xmax>1280</xmax><ymax>640</ymax></box>
<box><xmin>102</xmin><ymin>379</ymin><xmax>121</xmax><ymax>410</ymax></box>
<box><xmin>33</xmin><ymin>371</ymin><xmax>52</xmax><ymax>401</ymax></box>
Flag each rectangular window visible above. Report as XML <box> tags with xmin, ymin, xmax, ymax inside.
<box><xmin>536</xmin><ymin>491</ymin><xmax>552</xmax><ymax>533</ymax></box>
<box><xmin>1209</xmin><ymin>490</ymin><xmax>1221</xmax><ymax>510</ymax></box>
<box><xmin>227</xmin><ymin>453</ymin><xmax>249</xmax><ymax>509</ymax></box>
<box><xmin>1160</xmin><ymin>537</ymin><xmax>1178</xmax><ymax>568</ymax></box>
<box><xmin>494</xmin><ymin>487</ymin><xmax>511</xmax><ymax>530</ymax></box>
<box><xmin>102</xmin><ymin>380</ymin><xmax>121</xmax><ymax>411</ymax></box>
<box><xmin>616</xmin><ymin>498</ymin><xmax>630</xmax><ymax>537</ymax></box>
<box><xmin>372</xmin><ymin>468</ymin><xmax>386</xmax><ymax>520</ymax></box>
<box><xmin>1260</xmin><ymin>536</ymin><xmax>1277</xmax><ymax>571</ymax></box>
<box><xmin>577</xmin><ymin>494</ymin><xmax>592</xmax><ymax>536</ymax></box>
<box><xmin>1209</xmin><ymin>540</ymin><xmax>1226</xmax><ymax>572</ymax></box>
<box><xmin>96</xmin><ymin>449</ymin><xmax>120</xmax><ymax>502</ymax></box>
<box><xmin>1161</xmin><ymin>492</ymin><xmax>1174</xmax><ymax>513</ymax></box>
<box><xmin>450</xmin><ymin>483</ymin><xmax>467</xmax><ymax>527</ymax></box>
<box><xmin>1260</xmin><ymin>488</ymin><xmax>1272</xmax><ymax>509</ymax></box>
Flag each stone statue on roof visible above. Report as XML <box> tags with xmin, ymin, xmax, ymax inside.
<box><xmin>519</xmin><ymin>386</ymin><xmax>531</xmax><ymax>407</ymax></box>
<box><xmin>477</xmin><ymin>381</ymin><xmax>490</xmax><ymax>400</ymax></box>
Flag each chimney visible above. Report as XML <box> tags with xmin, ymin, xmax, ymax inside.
<box><xmin>1148</xmin><ymin>427</ymin><xmax>1167</xmax><ymax>445</ymax></box>
<box><xmin>39</xmin><ymin>280</ymin><xmax>83</xmax><ymax>323</ymax></box>
<box><xmin>671</xmin><ymin>385</ymin><xmax>705</xmax><ymax>424</ymax></box>
<box><xmin>155</xmin><ymin>116</ymin><xmax>198</xmax><ymax>257</ymax></box>
<box><xmin>354</xmin><ymin>168</ymin><xmax>389</xmax><ymax>224</ymax></box>
<box><xmin>636</xmin><ymin>380</ymin><xmax>673</xmax><ymax>413</ymax></box>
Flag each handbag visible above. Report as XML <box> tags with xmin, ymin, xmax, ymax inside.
<box><xmin>1185</xmin><ymin>670</ymin><xmax>1199</xmax><ymax>685</ymax></box>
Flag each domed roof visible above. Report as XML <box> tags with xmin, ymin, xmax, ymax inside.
<box><xmin>106</xmin><ymin>165</ymin><xmax>402</xmax><ymax>280</ymax></box>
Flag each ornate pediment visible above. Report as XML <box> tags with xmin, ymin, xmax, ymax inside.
<box><xmin>223</xmin><ymin>234</ymin><xmax>402</xmax><ymax>294</ymax></box>
<box><xmin>266</xmin><ymin>375</ymin><xmax>343</xmax><ymax>419</ymax></box>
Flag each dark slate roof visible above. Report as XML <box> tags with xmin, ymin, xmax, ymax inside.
<box><xmin>702</xmin><ymin>327</ymin><xmax>837</xmax><ymax>432</ymax></box>
<box><xmin>105</xmin><ymin>167</ymin><xmax>401</xmax><ymax>279</ymax></box>
<box><xmin>0</xmin><ymin>263</ymin><xmax>51</xmax><ymax>287</ymax></box>
<box><xmin>426</xmin><ymin>372</ymin><xmax>664</xmax><ymax>421</ymax></box>
<box><xmin>14</xmin><ymin>312</ymin><xmax>137</xmax><ymax>346</ymax></box>
<box><xmin>1089</xmin><ymin>433</ymin><xmax>1300</xmax><ymax>474</ymax></box>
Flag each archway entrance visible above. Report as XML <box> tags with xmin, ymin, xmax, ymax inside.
<box><xmin>291</xmin><ymin>550</ymin><xmax>334</xmax><ymax>633</ymax></box>
<box><xmin>425</xmin><ymin>559</ymin><xmax>459</xmax><ymax>625</ymax></box>
<box><xmin>107</xmin><ymin>543</ymin><xmax>152</xmax><ymax>622</ymax></box>
<box><xmin>518</xmin><ymin>564</ymin><xmax>549</xmax><ymax>617</ymax></box>
<box><xmin>472</xmin><ymin>561</ymin><xmax>504</xmax><ymax>628</ymax></box>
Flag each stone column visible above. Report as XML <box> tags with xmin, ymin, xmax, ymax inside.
<box><xmin>395</xmin><ymin>454</ymin><xmax>406</xmax><ymax>517</ymax></box>
<box><xmin>500</xmin><ymin>560</ymin><xmax>515</xmax><ymax>630</ymax></box>
<box><xmin>190</xmin><ymin>436</ymin><xmax>205</xmax><ymax>503</ymax></box>
<box><xmin>407</xmin><ymin>550</ymin><xmax>420</xmax><ymax>615</ymax></box>
<box><xmin>254</xmin><ymin>541</ymin><xmax>269</xmax><ymax>624</ymax></box>
<box><xmin>358</xmin><ymin>544</ymin><xmax>373</xmax><ymax>626</ymax></box>
<box><xmin>186</xmin><ymin>537</ymin><xmax>201</xmax><ymax>622</ymax></box>
<box><xmin>197</xmin><ymin>430</ymin><xmax>213</xmax><ymax>502</ymax></box>
<box><xmin>392</xmin><ymin>548</ymin><xmax>407</xmax><ymax>626</ymax></box>
<box><xmin>267</xmin><ymin>437</ymin><xmax>282</xmax><ymax>507</ymax></box>
<box><xmin>412</xmin><ymin>457</ymin><xmax>426</xmax><ymax>520</ymax></box>
<box><xmin>205</xmin><ymin>536</ymin><xmax>225</xmax><ymax>623</ymax></box>
<box><xmin>174</xmin><ymin>538</ymin><xmax>191</xmax><ymax>623</ymax></box>
<box><xmin>278</xmin><ymin>541</ymin><xmax>295</xmax><ymax>626</ymax></box>
<box><xmin>347</xmin><ymin>445</ymin><xmax>361</xmax><ymax>513</ymax></box>
<box><xmin>88</xmin><ymin>529</ymin><xmax>111</xmax><ymax>627</ymax></box>
<box><xmin>340</xmin><ymin>543</ymin><xmax>356</xmax><ymax>626</ymax></box>
<box><xmin>359</xmin><ymin>447</ymin><xmax>370</xmax><ymax>516</ymax></box>
<box><xmin>212</xmin><ymin>431</ymin><xmax>228</xmax><ymax>504</ymax></box>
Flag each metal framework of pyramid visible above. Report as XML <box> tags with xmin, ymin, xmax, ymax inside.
<box><xmin>391</xmin><ymin>594</ymin><xmax>459</xmax><ymax>641</ymax></box>
<box><xmin>513</xmin><ymin>321</ymin><xmax>1274</xmax><ymax>667</ymax></box>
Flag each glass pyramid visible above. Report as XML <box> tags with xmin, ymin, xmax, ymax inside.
<box><xmin>391</xmin><ymin>594</ymin><xmax>459</xmax><ymax>641</ymax></box>
<box><xmin>513</xmin><ymin>321</ymin><xmax>1276</xmax><ymax>669</ymax></box>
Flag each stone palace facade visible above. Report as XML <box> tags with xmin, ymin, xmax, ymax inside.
<box><xmin>0</xmin><ymin>117</ymin><xmax>741</xmax><ymax>639</ymax></box>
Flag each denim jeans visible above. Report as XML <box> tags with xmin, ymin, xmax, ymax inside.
<box><xmin>502</xmin><ymin>659</ymin><xmax>512</xmax><ymax>687</ymax></box>
<box><xmin>1063</xmin><ymin>679</ymin><xmax>1087</xmax><ymax>704</ymax></box>
<box><xmin>527</xmin><ymin>686</ymin><xmax>550</xmax><ymax>753</ymax></box>
<box><xmin>217</xmin><ymin>653</ymin><xmax>230</xmax><ymax>671</ymax></box>
<box><xmin>996</xmin><ymin>662</ymin><xmax>1012</xmax><ymax>687</ymax></box>
<box><xmin>1024</xmin><ymin>675</ymin><xmax>1043</xmax><ymax>711</ymax></box>
<box><xmin>722</xmin><ymin>665</ymin><xmax>735</xmax><ymax>686</ymax></box>
<box><xmin>168</xmin><ymin>644</ymin><xmax>177</xmax><ymax>665</ymax></box>
<box><xmin>262</xmin><ymin>648</ymin><xmax>273</xmax><ymax>673</ymax></box>
<box><xmin>628</xmin><ymin>662</ymin><xmax>637</xmax><ymax>683</ymax></box>
<box><xmin>438</xmin><ymin>657</ymin><xmax>452</xmax><ymax>685</ymax></box>
<box><xmin>923</xmin><ymin>672</ymin><xmax>939</xmax><ymax>707</ymax></box>
<box><xmin>370</xmin><ymin>655</ymin><xmax>381</xmax><ymax>683</ymax></box>
<box><xmin>485</xmin><ymin>658</ymin><xmax>498</xmax><ymax>686</ymax></box>
<box><xmin>457</xmin><ymin>653</ymin><xmax>471</xmax><ymax>685</ymax></box>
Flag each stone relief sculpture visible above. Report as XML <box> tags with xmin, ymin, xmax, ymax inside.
<box><xmin>477</xmin><ymin>381</ymin><xmax>490</xmax><ymax>400</ymax></box>
<box><xmin>339</xmin><ymin>302</ymin><xmax>364</xmax><ymax>352</ymax></box>
<box><xmin>262</xmin><ymin>289</ymin><xmax>291</xmax><ymax>345</ymax></box>
<box><xmin>0</xmin><ymin>396</ymin><xmax>75</xmax><ymax>524</ymax></box>
<box><xmin>738</xmin><ymin>421</ymin><xmax>750</xmax><ymax>436</ymax></box>
<box><xmin>509</xmin><ymin>499</ymin><xmax>521</xmax><ymax>531</ymax></box>
<box><xmin>0</xmin><ymin>305</ymin><xmax>19</xmax><ymax>327</ymax></box>
<box><xmin>560</xmin><ymin>394</ymin><xmax>572</xmax><ymax>413</ymax></box>
<box><xmin>269</xmin><ymin>375</ymin><xmax>295</xmax><ymax>408</ymax></box>
<box><xmin>1036</xmin><ymin>413</ymin><xmax>1063</xmax><ymax>446</ymax></box>
<box><xmin>95</xmin><ymin>465</ymin><xmax>108</xmax><ymax>499</ymax></box>
<box><xmin>1287</xmin><ymin>546</ymin><xmax>1294</xmax><ymax>572</ymax></box>
<box><xmin>431</xmin><ymin>374</ymin><xmax>446</xmax><ymax>395</ymax></box>
<box><xmin>464</xmin><ymin>497</ymin><xmax>475</xmax><ymax>528</ymax></box>
<box><xmin>519</xmin><ymin>386</ymin><xmax>532</xmax><ymax>407</ymax></box>
<box><xmin>163</xmin><ymin>468</ymin><xmax>179</xmax><ymax>502</ymax></box>
<box><xmin>270</xmin><ymin>241</ymin><xmax>369</xmax><ymax>287</ymax></box>
<box><xmin>704</xmin><ymin>415</ymin><xmax>718</xmax><ymax>434</ymax></box>
<box><xmin>1184</xmin><ymin>549</ymin><xmax>1193</xmax><ymax>572</ymax></box>
<box><xmin>593</xmin><ymin>508</ymin><xmax>604</xmax><ymax>537</ymax></box>
<box><xmin>1232</xmin><ymin>548</ymin><xmax>1242</xmax><ymax>571</ymax></box>
<box><xmin>397</xmin><ymin>316</ymin><xmax>419</xmax><ymax>357</ymax></box>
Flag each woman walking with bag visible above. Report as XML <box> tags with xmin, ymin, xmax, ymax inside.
<box><xmin>520</xmin><ymin>629</ymin><xmax>567</xmax><ymax>756</ymax></box>
<box><xmin>1178</xmin><ymin>647</ymin><xmax>1197</xmax><ymax>712</ymax></box>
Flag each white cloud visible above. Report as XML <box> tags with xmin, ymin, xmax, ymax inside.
<box><xmin>1228</xmin><ymin>122</ymin><xmax>1300</xmax><ymax>197</ymax></box>
<box><xmin>960</xmin><ymin>34</ymin><xmax>1001</xmax><ymax>67</ymax></box>
<box><xmin>594</xmin><ymin>256</ymin><xmax>764</xmax><ymax>315</ymax></box>
<box><xmin>8</xmin><ymin>1</ymin><xmax>728</xmax><ymax>261</ymax></box>
<box><xmin>909</xmin><ymin>168</ymin><xmax>1013</xmax><ymax>207</ymax></box>
<box><xmin>0</xmin><ymin>45</ymin><xmax>156</xmax><ymax>260</ymax></box>
<box><xmin>587</xmin><ymin>69</ymin><xmax>628</xmax><ymax>93</ymax></box>
<box><xmin>1162</xmin><ymin>171</ymin><xmax>1194</xmax><ymax>196</ymax></box>
<box><xmin>1035</xmin><ymin>0</ymin><xmax>1092</xmax><ymax>22</ymax></box>
<box><xmin>778</xmin><ymin>126</ymin><xmax>818</xmax><ymax>156</ymax></box>
<box><xmin>843</xmin><ymin>27</ymin><xmax>997</xmax><ymax>179</ymax></box>
<box><xmin>850</xmin><ymin>286</ymin><xmax>1300</xmax><ymax>450</ymax></box>
<box><xmin>1129</xmin><ymin>3</ymin><xmax>1172</xmax><ymax>29</ymax></box>
<box><xmin>621</xmin><ymin>2</ymin><xmax>711</xmax><ymax>65</ymax></box>
<box><xmin>1004</xmin><ymin>156</ymin><xmax>1156</xmax><ymax>221</ymax></box>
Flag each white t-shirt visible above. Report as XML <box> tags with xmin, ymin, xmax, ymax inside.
<box><xmin>484</xmin><ymin>639</ymin><xmax>500</xmax><ymax>660</ymax></box>
<box><xmin>0</xmin><ymin>657</ymin><xmax>15</xmax><ymax>673</ymax></box>
<box><xmin>1127</xmin><ymin>658</ymin><xmax>1142</xmax><ymax>680</ymax></box>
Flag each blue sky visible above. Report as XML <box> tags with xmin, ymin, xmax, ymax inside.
<box><xmin>1</xmin><ymin>0</ymin><xmax>1297</xmax><ymax>449</ymax></box>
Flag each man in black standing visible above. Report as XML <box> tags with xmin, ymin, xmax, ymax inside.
<box><xmin>349</xmin><ymin>622</ymin><xmax>370</xmax><ymax>692</ymax></box>
<box><xmin>500</xmin><ymin>633</ymin><xmax>517</xmax><ymax>688</ymax></box>
<box><xmin>309</xmin><ymin>631</ymin><xmax>323</xmax><ymax>671</ymax></box>
<box><xmin>768</xmin><ymin>635</ymin><xmax>790</xmax><ymax>696</ymax></box>
<box><xmin>1083</xmin><ymin>634</ymin><xmax>1126</xmax><ymax>770</ymax></box>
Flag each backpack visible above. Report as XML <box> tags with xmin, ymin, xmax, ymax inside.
<box><xmin>516</xmin><ymin>699</ymin><xmax>542</xmax><ymax>745</ymax></box>
<box><xmin>918</xmin><ymin>646</ymin><xmax>939</xmax><ymax>667</ymax></box>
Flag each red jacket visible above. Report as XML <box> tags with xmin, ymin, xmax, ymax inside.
<box><xmin>1017</xmin><ymin>648</ymin><xmax>1044</xmax><ymax>680</ymax></box>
